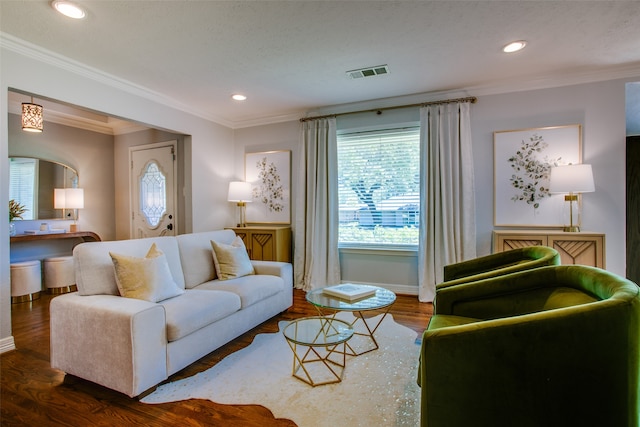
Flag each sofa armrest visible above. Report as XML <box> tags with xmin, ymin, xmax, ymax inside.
<box><xmin>251</xmin><ymin>260</ymin><xmax>293</xmax><ymax>288</ymax></box>
<box><xmin>50</xmin><ymin>293</ymin><xmax>168</xmax><ymax>397</ymax></box>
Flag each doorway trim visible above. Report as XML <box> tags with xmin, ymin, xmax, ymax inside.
<box><xmin>129</xmin><ymin>140</ymin><xmax>178</xmax><ymax>239</ymax></box>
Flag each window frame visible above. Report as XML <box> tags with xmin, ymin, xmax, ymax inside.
<box><xmin>336</xmin><ymin>122</ymin><xmax>421</xmax><ymax>251</ymax></box>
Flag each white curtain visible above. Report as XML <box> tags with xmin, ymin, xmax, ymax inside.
<box><xmin>294</xmin><ymin>118</ymin><xmax>340</xmax><ymax>291</ymax></box>
<box><xmin>418</xmin><ymin>102</ymin><xmax>476</xmax><ymax>302</ymax></box>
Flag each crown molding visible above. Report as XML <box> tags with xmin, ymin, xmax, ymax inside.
<box><xmin>1</xmin><ymin>32</ymin><xmax>235</xmax><ymax>129</ymax></box>
<box><xmin>230</xmin><ymin>111</ymin><xmax>306</xmax><ymax>129</ymax></box>
<box><xmin>8</xmin><ymin>94</ymin><xmax>148</xmax><ymax>135</ymax></box>
<box><xmin>467</xmin><ymin>62</ymin><xmax>640</xmax><ymax>98</ymax></box>
<box><xmin>3</xmin><ymin>32</ymin><xmax>639</xmax><ymax>130</ymax></box>
<box><xmin>306</xmin><ymin>64</ymin><xmax>640</xmax><ymax>119</ymax></box>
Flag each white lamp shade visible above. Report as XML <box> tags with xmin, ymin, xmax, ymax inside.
<box><xmin>54</xmin><ymin>188</ymin><xmax>84</xmax><ymax>209</ymax></box>
<box><xmin>549</xmin><ymin>164</ymin><xmax>595</xmax><ymax>194</ymax></box>
<box><xmin>65</xmin><ymin>188</ymin><xmax>84</xmax><ymax>209</ymax></box>
<box><xmin>228</xmin><ymin>181</ymin><xmax>252</xmax><ymax>202</ymax></box>
<box><xmin>54</xmin><ymin>188</ymin><xmax>66</xmax><ymax>209</ymax></box>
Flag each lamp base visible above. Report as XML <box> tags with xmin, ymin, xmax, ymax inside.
<box><xmin>236</xmin><ymin>202</ymin><xmax>247</xmax><ymax>228</ymax></box>
<box><xmin>562</xmin><ymin>225</ymin><xmax>580</xmax><ymax>232</ymax></box>
<box><xmin>69</xmin><ymin>224</ymin><xmax>78</xmax><ymax>232</ymax></box>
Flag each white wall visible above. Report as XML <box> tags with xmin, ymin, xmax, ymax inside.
<box><xmin>233</xmin><ymin>120</ymin><xmax>301</xmax><ymax>222</ymax></box>
<box><xmin>2</xmin><ymin>38</ymin><xmax>636</xmax><ymax>349</ymax></box>
<box><xmin>233</xmin><ymin>76</ymin><xmax>638</xmax><ymax>295</ymax></box>
<box><xmin>8</xmin><ymin>113</ymin><xmax>116</xmax><ymax>241</ymax></box>
<box><xmin>473</xmin><ymin>79</ymin><xmax>631</xmax><ymax>276</ymax></box>
<box><xmin>1</xmin><ymin>46</ymin><xmax>236</xmax><ymax>350</ymax></box>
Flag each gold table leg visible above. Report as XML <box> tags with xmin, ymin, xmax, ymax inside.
<box><xmin>286</xmin><ymin>339</ymin><xmax>349</xmax><ymax>387</ymax></box>
<box><xmin>313</xmin><ymin>305</ymin><xmax>393</xmax><ymax>356</ymax></box>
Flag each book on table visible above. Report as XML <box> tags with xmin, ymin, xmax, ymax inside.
<box><xmin>322</xmin><ymin>284</ymin><xmax>376</xmax><ymax>301</ymax></box>
<box><xmin>23</xmin><ymin>229</ymin><xmax>66</xmax><ymax>235</ymax></box>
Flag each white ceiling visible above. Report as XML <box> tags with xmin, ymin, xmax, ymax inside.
<box><xmin>1</xmin><ymin>1</ymin><xmax>640</xmax><ymax>130</ymax></box>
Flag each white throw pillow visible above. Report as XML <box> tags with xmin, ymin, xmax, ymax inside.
<box><xmin>110</xmin><ymin>243</ymin><xmax>185</xmax><ymax>302</ymax></box>
<box><xmin>211</xmin><ymin>236</ymin><xmax>255</xmax><ymax>280</ymax></box>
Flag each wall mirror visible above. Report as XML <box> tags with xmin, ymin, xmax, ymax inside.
<box><xmin>9</xmin><ymin>157</ymin><xmax>79</xmax><ymax>220</ymax></box>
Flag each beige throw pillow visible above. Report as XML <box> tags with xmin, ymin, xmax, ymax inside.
<box><xmin>211</xmin><ymin>236</ymin><xmax>255</xmax><ymax>280</ymax></box>
<box><xmin>110</xmin><ymin>243</ymin><xmax>185</xmax><ymax>302</ymax></box>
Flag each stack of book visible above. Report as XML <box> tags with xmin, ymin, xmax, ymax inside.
<box><xmin>322</xmin><ymin>283</ymin><xmax>376</xmax><ymax>301</ymax></box>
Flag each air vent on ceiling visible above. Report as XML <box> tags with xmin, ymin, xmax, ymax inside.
<box><xmin>346</xmin><ymin>64</ymin><xmax>390</xmax><ymax>79</ymax></box>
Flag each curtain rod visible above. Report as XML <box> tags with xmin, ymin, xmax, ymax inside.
<box><xmin>299</xmin><ymin>96</ymin><xmax>477</xmax><ymax>122</ymax></box>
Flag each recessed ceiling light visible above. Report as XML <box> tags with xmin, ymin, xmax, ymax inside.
<box><xmin>502</xmin><ymin>40</ymin><xmax>527</xmax><ymax>53</ymax></box>
<box><xmin>51</xmin><ymin>1</ymin><xmax>86</xmax><ymax>19</ymax></box>
<box><xmin>231</xmin><ymin>94</ymin><xmax>247</xmax><ymax>101</ymax></box>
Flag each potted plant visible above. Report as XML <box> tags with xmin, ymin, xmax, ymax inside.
<box><xmin>9</xmin><ymin>199</ymin><xmax>27</xmax><ymax>236</ymax></box>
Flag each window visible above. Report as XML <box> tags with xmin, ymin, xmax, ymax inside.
<box><xmin>337</xmin><ymin>126</ymin><xmax>420</xmax><ymax>247</ymax></box>
<box><xmin>140</xmin><ymin>161</ymin><xmax>167</xmax><ymax>227</ymax></box>
<box><xmin>9</xmin><ymin>157</ymin><xmax>37</xmax><ymax>220</ymax></box>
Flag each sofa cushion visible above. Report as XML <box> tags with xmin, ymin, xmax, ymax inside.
<box><xmin>195</xmin><ymin>274</ymin><xmax>284</xmax><ymax>309</ymax></box>
<box><xmin>110</xmin><ymin>243</ymin><xmax>185</xmax><ymax>303</ymax></box>
<box><xmin>160</xmin><ymin>289</ymin><xmax>241</xmax><ymax>342</ymax></box>
<box><xmin>211</xmin><ymin>237</ymin><xmax>255</xmax><ymax>280</ymax></box>
<box><xmin>74</xmin><ymin>236</ymin><xmax>185</xmax><ymax>296</ymax></box>
<box><xmin>176</xmin><ymin>230</ymin><xmax>236</xmax><ymax>288</ymax></box>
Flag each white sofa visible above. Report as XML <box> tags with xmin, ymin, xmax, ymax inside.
<box><xmin>50</xmin><ymin>230</ymin><xmax>293</xmax><ymax>397</ymax></box>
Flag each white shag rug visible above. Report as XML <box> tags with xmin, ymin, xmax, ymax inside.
<box><xmin>141</xmin><ymin>312</ymin><xmax>421</xmax><ymax>427</ymax></box>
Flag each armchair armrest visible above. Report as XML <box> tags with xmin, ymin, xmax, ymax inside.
<box><xmin>422</xmin><ymin>265</ymin><xmax>640</xmax><ymax>427</ymax></box>
<box><xmin>50</xmin><ymin>293</ymin><xmax>167</xmax><ymax>397</ymax></box>
<box><xmin>421</xmin><ymin>299</ymin><xmax>638</xmax><ymax>427</ymax></box>
<box><xmin>251</xmin><ymin>260</ymin><xmax>293</xmax><ymax>288</ymax></box>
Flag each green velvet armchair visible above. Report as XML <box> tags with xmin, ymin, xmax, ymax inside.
<box><xmin>437</xmin><ymin>245</ymin><xmax>561</xmax><ymax>291</ymax></box>
<box><xmin>419</xmin><ymin>265</ymin><xmax>640</xmax><ymax>427</ymax></box>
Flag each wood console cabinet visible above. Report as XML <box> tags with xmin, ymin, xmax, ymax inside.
<box><xmin>493</xmin><ymin>230</ymin><xmax>605</xmax><ymax>269</ymax></box>
<box><xmin>227</xmin><ymin>225</ymin><xmax>291</xmax><ymax>262</ymax></box>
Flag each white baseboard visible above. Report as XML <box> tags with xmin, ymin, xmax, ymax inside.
<box><xmin>0</xmin><ymin>336</ymin><xmax>16</xmax><ymax>354</ymax></box>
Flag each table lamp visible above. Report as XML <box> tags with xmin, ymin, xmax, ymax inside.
<box><xmin>54</xmin><ymin>188</ymin><xmax>84</xmax><ymax>232</ymax></box>
<box><xmin>228</xmin><ymin>181</ymin><xmax>252</xmax><ymax>227</ymax></box>
<box><xmin>549</xmin><ymin>164</ymin><xmax>594</xmax><ymax>232</ymax></box>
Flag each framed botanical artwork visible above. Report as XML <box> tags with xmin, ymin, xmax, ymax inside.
<box><xmin>494</xmin><ymin>124</ymin><xmax>582</xmax><ymax>227</ymax></box>
<box><xmin>245</xmin><ymin>150</ymin><xmax>291</xmax><ymax>224</ymax></box>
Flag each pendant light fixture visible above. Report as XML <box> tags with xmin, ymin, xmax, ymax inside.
<box><xmin>21</xmin><ymin>97</ymin><xmax>43</xmax><ymax>133</ymax></box>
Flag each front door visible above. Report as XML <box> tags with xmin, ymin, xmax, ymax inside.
<box><xmin>130</xmin><ymin>141</ymin><xmax>177</xmax><ymax>238</ymax></box>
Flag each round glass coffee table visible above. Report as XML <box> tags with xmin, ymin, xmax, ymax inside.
<box><xmin>283</xmin><ymin>316</ymin><xmax>354</xmax><ymax>386</ymax></box>
<box><xmin>306</xmin><ymin>285</ymin><xmax>396</xmax><ymax>356</ymax></box>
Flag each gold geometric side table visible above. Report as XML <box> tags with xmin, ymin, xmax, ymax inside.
<box><xmin>305</xmin><ymin>285</ymin><xmax>396</xmax><ymax>356</ymax></box>
<box><xmin>283</xmin><ymin>316</ymin><xmax>353</xmax><ymax>387</ymax></box>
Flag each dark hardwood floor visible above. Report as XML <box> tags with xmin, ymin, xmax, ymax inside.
<box><xmin>1</xmin><ymin>289</ymin><xmax>432</xmax><ymax>426</ymax></box>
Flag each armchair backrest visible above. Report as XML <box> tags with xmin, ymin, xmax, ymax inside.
<box><xmin>436</xmin><ymin>265</ymin><xmax>638</xmax><ymax>320</ymax></box>
<box><xmin>438</xmin><ymin>245</ymin><xmax>560</xmax><ymax>291</ymax></box>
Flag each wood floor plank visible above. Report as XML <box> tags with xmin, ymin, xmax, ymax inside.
<box><xmin>1</xmin><ymin>289</ymin><xmax>432</xmax><ymax>426</ymax></box>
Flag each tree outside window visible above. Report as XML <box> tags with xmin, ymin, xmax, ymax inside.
<box><xmin>337</xmin><ymin>127</ymin><xmax>420</xmax><ymax>247</ymax></box>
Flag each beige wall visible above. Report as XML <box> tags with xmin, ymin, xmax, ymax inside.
<box><xmin>233</xmin><ymin>77</ymin><xmax>639</xmax><ymax>294</ymax></box>
<box><xmin>1</xmin><ymin>46</ymin><xmax>235</xmax><ymax>351</ymax></box>
<box><xmin>8</xmin><ymin>113</ymin><xmax>116</xmax><ymax>241</ymax></box>
<box><xmin>1</xmin><ymin>38</ymin><xmax>637</xmax><ymax>352</ymax></box>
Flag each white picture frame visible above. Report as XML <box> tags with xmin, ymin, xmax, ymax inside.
<box><xmin>245</xmin><ymin>150</ymin><xmax>291</xmax><ymax>224</ymax></box>
<box><xmin>493</xmin><ymin>124</ymin><xmax>582</xmax><ymax>227</ymax></box>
